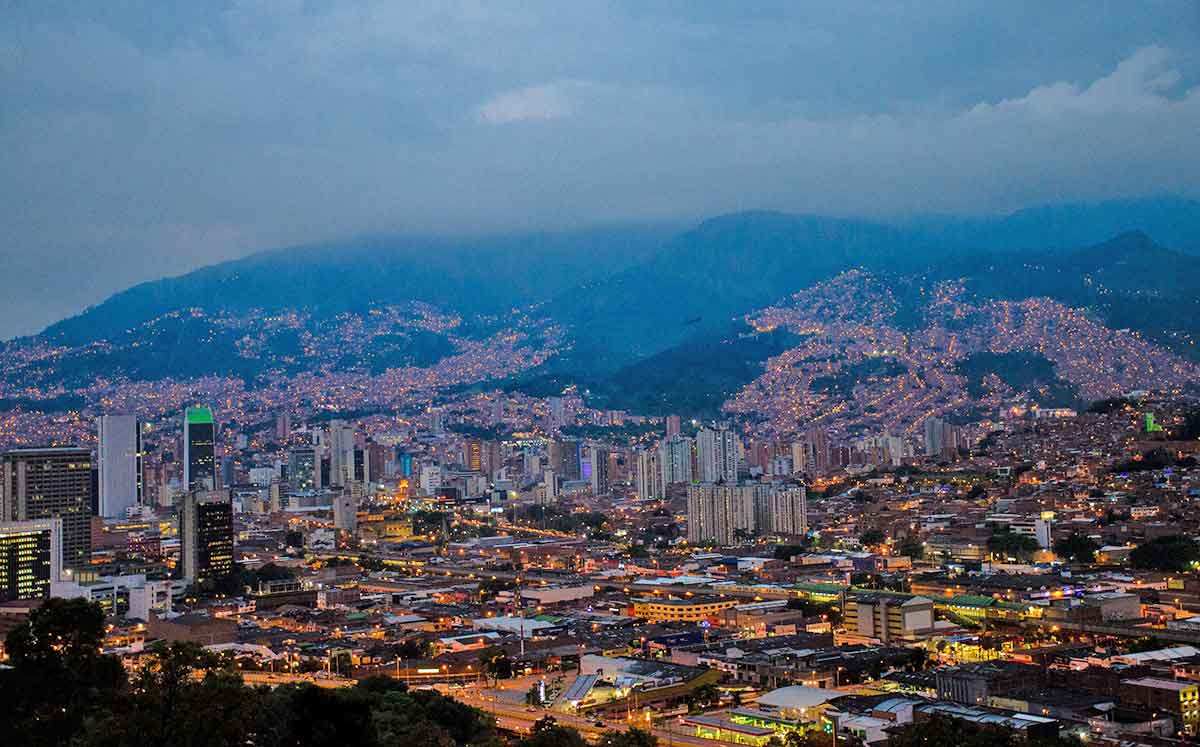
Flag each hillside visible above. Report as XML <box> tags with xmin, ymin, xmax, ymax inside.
<box><xmin>4</xmin><ymin>199</ymin><xmax>1200</xmax><ymax>419</ymax></box>
<box><xmin>544</xmin><ymin>211</ymin><xmax>949</xmax><ymax>371</ymax></box>
<box><xmin>40</xmin><ymin>225</ymin><xmax>675</xmax><ymax>347</ymax></box>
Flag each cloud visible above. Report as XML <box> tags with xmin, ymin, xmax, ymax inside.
<box><xmin>477</xmin><ymin>83</ymin><xmax>574</xmax><ymax>124</ymax></box>
<box><xmin>0</xmin><ymin>3</ymin><xmax>1198</xmax><ymax>337</ymax></box>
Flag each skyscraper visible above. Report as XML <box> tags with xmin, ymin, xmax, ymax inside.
<box><xmin>665</xmin><ymin>415</ymin><xmax>682</xmax><ymax>439</ymax></box>
<box><xmin>464</xmin><ymin>439</ymin><xmax>484</xmax><ymax>472</ymax></box>
<box><xmin>697</xmin><ymin>426</ymin><xmax>739</xmax><ymax>483</ymax></box>
<box><xmin>764</xmin><ymin>485</ymin><xmax>808</xmax><ymax>537</ymax></box>
<box><xmin>685</xmin><ymin>484</ymin><xmax>754</xmax><ymax>545</ymax></box>
<box><xmin>658</xmin><ymin>436</ymin><xmax>694</xmax><ymax>486</ymax></box>
<box><xmin>548</xmin><ymin>439</ymin><xmax>581</xmax><ymax>481</ymax></box>
<box><xmin>97</xmin><ymin>414</ymin><xmax>142</xmax><ymax>519</ymax></box>
<box><xmin>333</xmin><ymin>492</ymin><xmax>358</xmax><ymax>533</ymax></box>
<box><xmin>634</xmin><ymin>448</ymin><xmax>663</xmax><ymax>500</ymax></box>
<box><xmin>179</xmin><ymin>489</ymin><xmax>233</xmax><ymax>585</ymax></box>
<box><xmin>589</xmin><ymin>446</ymin><xmax>610</xmax><ymax>496</ymax></box>
<box><xmin>328</xmin><ymin>420</ymin><xmax>356</xmax><ymax>487</ymax></box>
<box><xmin>2</xmin><ymin>448</ymin><xmax>93</xmax><ymax>572</ymax></box>
<box><xmin>288</xmin><ymin>447</ymin><xmax>320</xmax><ymax>492</ymax></box>
<box><xmin>0</xmin><ymin>518</ymin><xmax>62</xmax><ymax>601</ymax></box>
<box><xmin>183</xmin><ymin>406</ymin><xmax>217</xmax><ymax>491</ymax></box>
<box><xmin>275</xmin><ymin>413</ymin><xmax>291</xmax><ymax>443</ymax></box>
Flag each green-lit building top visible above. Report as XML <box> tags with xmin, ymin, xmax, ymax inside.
<box><xmin>186</xmin><ymin>406</ymin><xmax>214</xmax><ymax>425</ymax></box>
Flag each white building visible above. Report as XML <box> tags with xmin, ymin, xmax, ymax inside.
<box><xmin>686</xmin><ymin>483</ymin><xmax>807</xmax><ymax>545</ymax></box>
<box><xmin>697</xmin><ymin>427</ymin><xmax>739</xmax><ymax>483</ymax></box>
<box><xmin>97</xmin><ymin>414</ymin><xmax>141</xmax><ymax>519</ymax></box>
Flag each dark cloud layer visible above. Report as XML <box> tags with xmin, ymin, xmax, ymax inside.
<box><xmin>1</xmin><ymin>2</ymin><xmax>1198</xmax><ymax>338</ymax></box>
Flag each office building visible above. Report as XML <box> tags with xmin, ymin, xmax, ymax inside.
<box><xmin>548</xmin><ymin>439</ymin><xmax>581</xmax><ymax>481</ymax></box>
<box><xmin>1120</xmin><ymin>678</ymin><xmax>1200</xmax><ymax>736</ymax></box>
<box><xmin>183</xmin><ymin>406</ymin><xmax>217</xmax><ymax>491</ymax></box>
<box><xmin>288</xmin><ymin>447</ymin><xmax>320</xmax><ymax>492</ymax></box>
<box><xmin>328</xmin><ymin>420</ymin><xmax>356</xmax><ymax>487</ymax></box>
<box><xmin>0</xmin><ymin>518</ymin><xmax>62</xmax><ymax>601</ymax></box>
<box><xmin>274</xmin><ymin>413</ymin><xmax>291</xmax><ymax>443</ymax></box>
<box><xmin>2</xmin><ymin>448</ymin><xmax>93</xmax><ymax>571</ymax></box>
<box><xmin>464</xmin><ymin>439</ymin><xmax>484</xmax><ymax>472</ymax></box>
<box><xmin>697</xmin><ymin>426</ymin><xmax>739</xmax><ymax>483</ymax></box>
<box><xmin>589</xmin><ymin>447</ymin><xmax>610</xmax><ymax>495</ymax></box>
<box><xmin>97</xmin><ymin>415</ymin><xmax>142</xmax><ymax>519</ymax></box>
<box><xmin>843</xmin><ymin>592</ymin><xmax>936</xmax><ymax>644</ymax></box>
<box><xmin>179</xmin><ymin>489</ymin><xmax>233</xmax><ymax>585</ymax></box>
<box><xmin>333</xmin><ymin>492</ymin><xmax>358</xmax><ymax>533</ymax></box>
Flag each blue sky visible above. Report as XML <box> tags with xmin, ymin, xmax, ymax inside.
<box><xmin>1</xmin><ymin>1</ymin><xmax>1198</xmax><ymax>337</ymax></box>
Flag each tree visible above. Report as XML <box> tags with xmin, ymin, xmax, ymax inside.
<box><xmin>774</xmin><ymin>543</ymin><xmax>807</xmax><ymax>561</ymax></box>
<box><xmin>1</xmin><ymin>598</ymin><xmax>127</xmax><ymax>747</ymax></box>
<box><xmin>521</xmin><ymin>717</ymin><xmax>587</xmax><ymax>747</ymax></box>
<box><xmin>685</xmin><ymin>683</ymin><xmax>721</xmax><ymax>712</ymax></box>
<box><xmin>858</xmin><ymin>529</ymin><xmax>885</xmax><ymax>547</ymax></box>
<box><xmin>987</xmin><ymin>530</ymin><xmax>1039</xmax><ymax>562</ymax></box>
<box><xmin>598</xmin><ymin>728</ymin><xmax>658</xmax><ymax>747</ymax></box>
<box><xmin>1131</xmin><ymin>535</ymin><xmax>1200</xmax><ymax>571</ymax></box>
<box><xmin>1</xmin><ymin>620</ymin><xmax>505</xmax><ymax>747</ymax></box>
<box><xmin>898</xmin><ymin>537</ymin><xmax>925</xmax><ymax>559</ymax></box>
<box><xmin>479</xmin><ymin>650</ymin><xmax>513</xmax><ymax>684</ymax></box>
<box><xmin>1053</xmin><ymin>533</ymin><xmax>1099</xmax><ymax>564</ymax></box>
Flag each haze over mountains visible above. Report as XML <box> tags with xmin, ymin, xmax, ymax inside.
<box><xmin>8</xmin><ymin>195</ymin><xmax>1200</xmax><ymax>419</ymax></box>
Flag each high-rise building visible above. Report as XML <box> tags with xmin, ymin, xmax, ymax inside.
<box><xmin>333</xmin><ymin>493</ymin><xmax>358</xmax><ymax>533</ymax></box>
<box><xmin>658</xmin><ymin>436</ymin><xmax>694</xmax><ymax>486</ymax></box>
<box><xmin>686</xmin><ymin>483</ymin><xmax>807</xmax><ymax>545</ymax></box>
<box><xmin>288</xmin><ymin>447</ymin><xmax>320</xmax><ymax>492</ymax></box>
<box><xmin>179</xmin><ymin>489</ymin><xmax>233</xmax><ymax>585</ymax></box>
<box><xmin>543</xmin><ymin>468</ymin><xmax>559</xmax><ymax>501</ymax></box>
<box><xmin>764</xmin><ymin>485</ymin><xmax>808</xmax><ymax>537</ymax></box>
<box><xmin>923</xmin><ymin>417</ymin><xmax>945</xmax><ymax>458</ymax></box>
<box><xmin>2</xmin><ymin>448</ymin><xmax>93</xmax><ymax>572</ymax></box>
<box><xmin>589</xmin><ymin>447</ymin><xmax>610</xmax><ymax>495</ymax></box>
<box><xmin>183</xmin><ymin>406</ymin><xmax>217</xmax><ymax>491</ymax></box>
<box><xmin>275</xmin><ymin>413</ymin><xmax>291</xmax><ymax>443</ymax></box>
<box><xmin>665</xmin><ymin>415</ymin><xmax>682</xmax><ymax>440</ymax></box>
<box><xmin>97</xmin><ymin>415</ymin><xmax>142</xmax><ymax>519</ymax></box>
<box><xmin>0</xmin><ymin>518</ymin><xmax>62</xmax><ymax>602</ymax></box>
<box><xmin>328</xmin><ymin>420</ymin><xmax>356</xmax><ymax>487</ymax></box>
<box><xmin>482</xmin><ymin>441</ymin><xmax>503</xmax><ymax>478</ymax></box>
<box><xmin>697</xmin><ymin>427</ymin><xmax>739</xmax><ymax>483</ymax></box>
<box><xmin>548</xmin><ymin>439</ymin><xmax>581</xmax><ymax>481</ymax></box>
<box><xmin>367</xmin><ymin>443</ymin><xmax>389</xmax><ymax>483</ymax></box>
<box><xmin>464</xmin><ymin>439</ymin><xmax>484</xmax><ymax>472</ymax></box>
<box><xmin>353</xmin><ymin>447</ymin><xmax>366</xmax><ymax>484</ymax></box>
<box><xmin>789</xmin><ymin>440</ymin><xmax>808</xmax><ymax>474</ymax></box>
<box><xmin>801</xmin><ymin>427</ymin><xmax>830</xmax><ymax>475</ymax></box>
<box><xmin>686</xmin><ymin>484</ymin><xmax>755</xmax><ymax>545</ymax></box>
<box><xmin>634</xmin><ymin>448</ymin><xmax>664</xmax><ymax>500</ymax></box>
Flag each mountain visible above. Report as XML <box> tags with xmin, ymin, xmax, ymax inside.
<box><xmin>6</xmin><ymin>197</ymin><xmax>1200</xmax><ymax>418</ymax></box>
<box><xmin>904</xmin><ymin>196</ymin><xmax>1200</xmax><ymax>255</ymax></box>
<box><xmin>41</xmin><ymin>225</ymin><xmax>676</xmax><ymax>347</ymax></box>
<box><xmin>542</xmin><ymin>211</ymin><xmax>949</xmax><ymax>371</ymax></box>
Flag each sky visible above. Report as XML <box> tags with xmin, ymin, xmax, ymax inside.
<box><xmin>2</xmin><ymin>1</ymin><xmax>1199</xmax><ymax>339</ymax></box>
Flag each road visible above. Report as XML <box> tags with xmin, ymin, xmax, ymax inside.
<box><xmin>447</xmin><ymin>675</ymin><xmax>740</xmax><ymax>747</ymax></box>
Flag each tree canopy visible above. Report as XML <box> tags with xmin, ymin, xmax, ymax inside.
<box><xmin>1130</xmin><ymin>535</ymin><xmax>1200</xmax><ymax>571</ymax></box>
